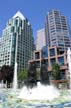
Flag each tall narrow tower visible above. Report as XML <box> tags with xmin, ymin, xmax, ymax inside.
<box><xmin>45</xmin><ymin>10</ymin><xmax>71</xmax><ymax>50</ymax></box>
<box><xmin>0</xmin><ymin>11</ymin><xmax>34</xmax><ymax>72</ymax></box>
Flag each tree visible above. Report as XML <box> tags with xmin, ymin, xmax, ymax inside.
<box><xmin>51</xmin><ymin>63</ymin><xmax>61</xmax><ymax>87</ymax></box>
<box><xmin>18</xmin><ymin>69</ymin><xmax>28</xmax><ymax>83</ymax></box>
<box><xmin>0</xmin><ymin>65</ymin><xmax>14</xmax><ymax>88</ymax></box>
<box><xmin>0</xmin><ymin>69</ymin><xmax>2</xmax><ymax>80</ymax></box>
<box><xmin>40</xmin><ymin>60</ymin><xmax>50</xmax><ymax>85</ymax></box>
<box><xmin>27</xmin><ymin>62</ymin><xmax>37</xmax><ymax>88</ymax></box>
<box><xmin>36</xmin><ymin>69</ymin><xmax>40</xmax><ymax>81</ymax></box>
<box><xmin>52</xmin><ymin>63</ymin><xmax>61</xmax><ymax>80</ymax></box>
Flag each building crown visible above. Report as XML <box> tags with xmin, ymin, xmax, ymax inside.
<box><xmin>13</xmin><ymin>11</ymin><xmax>25</xmax><ymax>20</ymax></box>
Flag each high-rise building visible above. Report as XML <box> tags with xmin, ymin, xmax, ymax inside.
<box><xmin>0</xmin><ymin>37</ymin><xmax>2</xmax><ymax>67</ymax></box>
<box><xmin>0</xmin><ymin>37</ymin><xmax>1</xmax><ymax>47</ymax></box>
<box><xmin>45</xmin><ymin>10</ymin><xmax>71</xmax><ymax>50</ymax></box>
<box><xmin>29</xmin><ymin>10</ymin><xmax>71</xmax><ymax>87</ymax></box>
<box><xmin>36</xmin><ymin>28</ymin><xmax>46</xmax><ymax>50</ymax></box>
<box><xmin>0</xmin><ymin>11</ymin><xmax>34</xmax><ymax>72</ymax></box>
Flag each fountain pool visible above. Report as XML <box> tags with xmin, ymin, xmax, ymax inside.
<box><xmin>19</xmin><ymin>82</ymin><xmax>60</xmax><ymax>101</ymax></box>
<box><xmin>0</xmin><ymin>89</ymin><xmax>71</xmax><ymax>108</ymax></box>
<box><xmin>0</xmin><ymin>48</ymin><xmax>71</xmax><ymax>108</ymax></box>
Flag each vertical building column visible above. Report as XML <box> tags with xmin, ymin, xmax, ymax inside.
<box><xmin>55</xmin><ymin>47</ymin><xmax>58</xmax><ymax>63</ymax></box>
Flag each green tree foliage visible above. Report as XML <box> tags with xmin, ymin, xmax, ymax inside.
<box><xmin>52</xmin><ymin>63</ymin><xmax>61</xmax><ymax>80</ymax></box>
<box><xmin>18</xmin><ymin>69</ymin><xmax>28</xmax><ymax>82</ymax></box>
<box><xmin>36</xmin><ymin>69</ymin><xmax>40</xmax><ymax>81</ymax></box>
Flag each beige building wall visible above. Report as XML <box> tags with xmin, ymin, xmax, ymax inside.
<box><xmin>36</xmin><ymin>28</ymin><xmax>46</xmax><ymax>50</ymax></box>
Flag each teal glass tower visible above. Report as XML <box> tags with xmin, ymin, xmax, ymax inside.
<box><xmin>0</xmin><ymin>11</ymin><xmax>34</xmax><ymax>72</ymax></box>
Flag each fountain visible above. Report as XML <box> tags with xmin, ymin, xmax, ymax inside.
<box><xmin>19</xmin><ymin>82</ymin><xmax>59</xmax><ymax>101</ymax></box>
<box><xmin>13</xmin><ymin>62</ymin><xmax>18</xmax><ymax>91</ymax></box>
<box><xmin>0</xmin><ymin>49</ymin><xmax>71</xmax><ymax>108</ymax></box>
<box><xmin>19</xmin><ymin>62</ymin><xmax>59</xmax><ymax>101</ymax></box>
<box><xmin>67</xmin><ymin>47</ymin><xmax>71</xmax><ymax>91</ymax></box>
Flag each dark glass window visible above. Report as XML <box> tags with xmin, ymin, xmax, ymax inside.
<box><xmin>58</xmin><ymin>56</ymin><xmax>64</xmax><ymax>65</ymax></box>
<box><xmin>42</xmin><ymin>46</ymin><xmax>48</xmax><ymax>58</ymax></box>
<box><xmin>50</xmin><ymin>58</ymin><xmax>56</xmax><ymax>66</ymax></box>
<box><xmin>36</xmin><ymin>61</ymin><xmax>40</xmax><ymax>68</ymax></box>
<box><xmin>35</xmin><ymin>52</ymin><xmax>40</xmax><ymax>59</ymax></box>
<box><xmin>50</xmin><ymin>48</ymin><xmax>55</xmax><ymax>56</ymax></box>
<box><xmin>60</xmin><ymin>70</ymin><xmax>66</xmax><ymax>79</ymax></box>
<box><xmin>42</xmin><ymin>59</ymin><xmax>48</xmax><ymax>67</ymax></box>
<box><xmin>19</xmin><ymin>20</ymin><xmax>22</xmax><ymax>27</ymax></box>
<box><xmin>15</xmin><ymin>19</ymin><xmax>18</xmax><ymax>26</ymax></box>
<box><xmin>48</xmin><ymin>72</ymin><xmax>53</xmax><ymax>80</ymax></box>
<box><xmin>57</xmin><ymin>48</ymin><xmax>64</xmax><ymax>55</ymax></box>
<box><xmin>11</xmin><ymin>26</ymin><xmax>14</xmax><ymax>32</ymax></box>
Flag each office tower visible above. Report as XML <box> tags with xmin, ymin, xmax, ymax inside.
<box><xmin>29</xmin><ymin>10</ymin><xmax>71</xmax><ymax>87</ymax></box>
<box><xmin>45</xmin><ymin>10</ymin><xmax>71</xmax><ymax>50</ymax></box>
<box><xmin>0</xmin><ymin>37</ymin><xmax>1</xmax><ymax>47</ymax></box>
<box><xmin>0</xmin><ymin>11</ymin><xmax>34</xmax><ymax>72</ymax></box>
<box><xmin>36</xmin><ymin>28</ymin><xmax>46</xmax><ymax>50</ymax></box>
<box><xmin>0</xmin><ymin>37</ymin><xmax>2</xmax><ymax>68</ymax></box>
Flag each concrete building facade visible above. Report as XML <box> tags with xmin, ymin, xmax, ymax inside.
<box><xmin>36</xmin><ymin>28</ymin><xmax>46</xmax><ymax>50</ymax></box>
<box><xmin>45</xmin><ymin>10</ymin><xmax>71</xmax><ymax>50</ymax></box>
<box><xmin>29</xmin><ymin>10</ymin><xmax>71</xmax><ymax>86</ymax></box>
<box><xmin>29</xmin><ymin>46</ymin><xmax>68</xmax><ymax>86</ymax></box>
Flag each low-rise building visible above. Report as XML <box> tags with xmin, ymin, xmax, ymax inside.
<box><xmin>29</xmin><ymin>46</ymin><xmax>69</xmax><ymax>87</ymax></box>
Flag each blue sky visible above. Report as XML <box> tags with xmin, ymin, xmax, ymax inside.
<box><xmin>0</xmin><ymin>0</ymin><xmax>71</xmax><ymax>41</ymax></box>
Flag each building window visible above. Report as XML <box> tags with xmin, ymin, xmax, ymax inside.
<box><xmin>57</xmin><ymin>48</ymin><xmax>64</xmax><ymax>55</ymax></box>
<box><xmin>15</xmin><ymin>19</ymin><xmax>18</xmax><ymax>26</ymax></box>
<box><xmin>42</xmin><ymin>46</ymin><xmax>48</xmax><ymax>58</ymax></box>
<box><xmin>19</xmin><ymin>20</ymin><xmax>22</xmax><ymax>27</ymax></box>
<box><xmin>50</xmin><ymin>48</ymin><xmax>55</xmax><ymax>56</ymax></box>
<box><xmin>35</xmin><ymin>52</ymin><xmax>40</xmax><ymax>59</ymax></box>
<box><xmin>60</xmin><ymin>70</ymin><xmax>66</xmax><ymax>79</ymax></box>
<box><xmin>11</xmin><ymin>26</ymin><xmax>14</xmax><ymax>32</ymax></box>
<box><xmin>36</xmin><ymin>61</ymin><xmax>40</xmax><ymax>68</ymax></box>
<box><xmin>42</xmin><ymin>59</ymin><xmax>48</xmax><ymax>67</ymax></box>
<box><xmin>58</xmin><ymin>56</ymin><xmax>64</xmax><ymax>65</ymax></box>
<box><xmin>50</xmin><ymin>58</ymin><xmax>56</xmax><ymax>66</ymax></box>
<box><xmin>48</xmin><ymin>72</ymin><xmax>53</xmax><ymax>80</ymax></box>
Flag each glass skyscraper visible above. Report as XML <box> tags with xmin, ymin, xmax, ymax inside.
<box><xmin>0</xmin><ymin>11</ymin><xmax>34</xmax><ymax>72</ymax></box>
<box><xmin>45</xmin><ymin>10</ymin><xmax>71</xmax><ymax>50</ymax></box>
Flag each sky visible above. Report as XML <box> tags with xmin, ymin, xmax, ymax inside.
<box><xmin>0</xmin><ymin>0</ymin><xmax>71</xmax><ymax>42</ymax></box>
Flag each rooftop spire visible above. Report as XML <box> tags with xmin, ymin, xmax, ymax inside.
<box><xmin>13</xmin><ymin>11</ymin><xmax>25</xmax><ymax>20</ymax></box>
